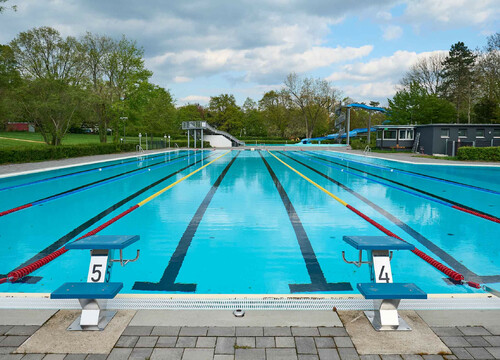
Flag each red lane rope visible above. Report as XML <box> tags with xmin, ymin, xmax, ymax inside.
<box><xmin>346</xmin><ymin>204</ymin><xmax>467</xmax><ymax>285</ymax></box>
<box><xmin>0</xmin><ymin>203</ymin><xmax>33</xmax><ymax>217</ymax></box>
<box><xmin>453</xmin><ymin>205</ymin><xmax>500</xmax><ymax>224</ymax></box>
<box><xmin>1</xmin><ymin>204</ymin><xmax>141</xmax><ymax>284</ymax></box>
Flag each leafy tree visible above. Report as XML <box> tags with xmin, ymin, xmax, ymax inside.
<box><xmin>207</xmin><ymin>94</ymin><xmax>243</xmax><ymax>134</ymax></box>
<box><xmin>400</xmin><ymin>53</ymin><xmax>445</xmax><ymax>96</ymax></box>
<box><xmin>259</xmin><ymin>90</ymin><xmax>291</xmax><ymax>138</ymax></box>
<box><xmin>440</xmin><ymin>42</ymin><xmax>477</xmax><ymax>123</ymax></box>
<box><xmin>242</xmin><ymin>97</ymin><xmax>265</xmax><ymax>137</ymax></box>
<box><xmin>0</xmin><ymin>0</ymin><xmax>16</xmax><ymax>12</ymax></box>
<box><xmin>0</xmin><ymin>45</ymin><xmax>21</xmax><ymax>127</ymax></box>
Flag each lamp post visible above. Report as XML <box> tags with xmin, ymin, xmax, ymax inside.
<box><xmin>164</xmin><ymin>134</ymin><xmax>167</xmax><ymax>148</ymax></box>
<box><xmin>120</xmin><ymin>117</ymin><xmax>128</xmax><ymax>142</ymax></box>
<box><xmin>139</xmin><ymin>133</ymin><xmax>142</xmax><ymax>148</ymax></box>
<box><xmin>168</xmin><ymin>135</ymin><xmax>170</xmax><ymax>148</ymax></box>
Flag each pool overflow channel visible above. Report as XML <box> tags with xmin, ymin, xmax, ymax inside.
<box><xmin>0</xmin><ymin>149</ymin><xmax>497</xmax><ymax>299</ymax></box>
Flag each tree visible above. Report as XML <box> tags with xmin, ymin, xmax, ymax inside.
<box><xmin>400</xmin><ymin>53</ymin><xmax>445</xmax><ymax>96</ymax></box>
<box><xmin>0</xmin><ymin>45</ymin><xmax>21</xmax><ymax>126</ymax></box>
<box><xmin>259</xmin><ymin>90</ymin><xmax>291</xmax><ymax>138</ymax></box>
<box><xmin>283</xmin><ymin>73</ymin><xmax>339</xmax><ymax>138</ymax></box>
<box><xmin>207</xmin><ymin>94</ymin><xmax>243</xmax><ymax>134</ymax></box>
<box><xmin>242</xmin><ymin>97</ymin><xmax>265</xmax><ymax>137</ymax></box>
<box><xmin>440</xmin><ymin>42</ymin><xmax>477</xmax><ymax>123</ymax></box>
<box><xmin>0</xmin><ymin>0</ymin><xmax>16</xmax><ymax>12</ymax></box>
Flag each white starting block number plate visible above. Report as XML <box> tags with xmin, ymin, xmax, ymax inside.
<box><xmin>87</xmin><ymin>255</ymin><xmax>108</xmax><ymax>283</ymax></box>
<box><xmin>373</xmin><ymin>256</ymin><xmax>393</xmax><ymax>283</ymax></box>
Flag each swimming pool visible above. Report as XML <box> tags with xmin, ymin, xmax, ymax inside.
<box><xmin>0</xmin><ymin>149</ymin><xmax>499</xmax><ymax>296</ymax></box>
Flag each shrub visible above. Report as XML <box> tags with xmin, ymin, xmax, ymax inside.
<box><xmin>457</xmin><ymin>146</ymin><xmax>500</xmax><ymax>161</ymax></box>
<box><xmin>0</xmin><ymin>143</ymin><xmax>137</xmax><ymax>164</ymax></box>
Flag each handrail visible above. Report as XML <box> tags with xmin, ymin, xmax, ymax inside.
<box><xmin>204</xmin><ymin>123</ymin><xmax>245</xmax><ymax>146</ymax></box>
<box><xmin>363</xmin><ymin>145</ymin><xmax>371</xmax><ymax>155</ymax></box>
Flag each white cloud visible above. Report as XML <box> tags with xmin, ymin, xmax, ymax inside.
<box><xmin>173</xmin><ymin>76</ymin><xmax>192</xmax><ymax>83</ymax></box>
<box><xmin>382</xmin><ymin>25</ymin><xmax>403</xmax><ymax>40</ymax></box>
<box><xmin>179</xmin><ymin>95</ymin><xmax>211</xmax><ymax>105</ymax></box>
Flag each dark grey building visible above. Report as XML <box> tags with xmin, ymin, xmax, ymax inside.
<box><xmin>374</xmin><ymin>124</ymin><xmax>500</xmax><ymax>155</ymax></box>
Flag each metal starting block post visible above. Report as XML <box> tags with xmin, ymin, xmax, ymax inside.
<box><xmin>342</xmin><ymin>236</ymin><xmax>427</xmax><ymax>331</ymax></box>
<box><xmin>51</xmin><ymin>235</ymin><xmax>140</xmax><ymax>331</ymax></box>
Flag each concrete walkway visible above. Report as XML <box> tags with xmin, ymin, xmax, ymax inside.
<box><xmin>0</xmin><ymin>310</ymin><xmax>499</xmax><ymax>359</ymax></box>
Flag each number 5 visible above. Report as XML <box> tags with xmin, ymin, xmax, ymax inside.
<box><xmin>91</xmin><ymin>264</ymin><xmax>103</xmax><ymax>282</ymax></box>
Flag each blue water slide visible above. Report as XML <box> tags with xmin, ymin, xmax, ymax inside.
<box><xmin>300</xmin><ymin>127</ymin><xmax>377</xmax><ymax>144</ymax></box>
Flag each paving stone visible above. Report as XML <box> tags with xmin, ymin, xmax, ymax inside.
<box><xmin>214</xmin><ymin>355</ymin><xmax>234</xmax><ymax>360</ymax></box>
<box><xmin>236</xmin><ymin>337</ymin><xmax>255</xmax><ymax>348</ymax></box>
<box><xmin>215</xmin><ymin>337</ymin><xmax>236</xmax><ymax>355</ymax></box>
<box><xmin>444</xmin><ymin>356</ymin><xmax>458</xmax><ymax>360</ymax></box>
<box><xmin>236</xmin><ymin>328</ymin><xmax>263</xmax><ymax>337</ymax></box>
<box><xmin>179</xmin><ymin>327</ymin><xmax>208</xmax><ymax>336</ymax></box>
<box><xmin>84</xmin><ymin>355</ymin><xmax>107</xmax><ymax>360</ymax></box>
<box><xmin>484</xmin><ymin>337</ymin><xmax>500</xmax><ymax>347</ymax></box>
<box><xmin>182</xmin><ymin>348</ymin><xmax>214</xmax><ymax>360</ymax></box>
<box><xmin>318</xmin><ymin>328</ymin><xmax>348</xmax><ymax>337</ymax></box>
<box><xmin>362</xmin><ymin>356</ymin><xmax>381</xmax><ymax>360</ymax></box>
<box><xmin>63</xmin><ymin>355</ymin><xmax>87</xmax><ymax>360</ymax></box>
<box><xmin>151</xmin><ymin>326</ymin><xmax>180</xmax><ymax>336</ymax></box>
<box><xmin>450</xmin><ymin>348</ymin><xmax>474</xmax><ymax>359</ymax></box>
<box><xmin>255</xmin><ymin>337</ymin><xmax>275</xmax><ymax>348</ymax></box>
<box><xmin>267</xmin><ymin>348</ymin><xmax>298</xmax><ymax>360</ymax></box>
<box><xmin>0</xmin><ymin>327</ymin><xmax>13</xmax><ymax>336</ymax></box>
<box><xmin>485</xmin><ymin>348</ymin><xmax>500</xmax><ymax>359</ymax></box>
<box><xmin>208</xmin><ymin>327</ymin><xmax>236</xmax><ymax>336</ymax></box>
<box><xmin>315</xmin><ymin>337</ymin><xmax>335</xmax><ymax>348</ymax></box>
<box><xmin>0</xmin><ymin>336</ymin><xmax>29</xmax><ymax>347</ymax></box>
<box><xmin>20</xmin><ymin>355</ymin><xmax>45</xmax><ymax>360</ymax></box>
<box><xmin>135</xmin><ymin>336</ymin><xmax>158</xmax><ymax>348</ymax></box>
<box><xmin>0</xmin><ymin>355</ymin><xmax>24</xmax><ymax>360</ymax></box>
<box><xmin>465</xmin><ymin>337</ymin><xmax>491</xmax><ymax>347</ymax></box>
<box><xmin>0</xmin><ymin>349</ymin><xmax>17</xmax><ymax>355</ymax></box>
<box><xmin>381</xmin><ymin>356</ymin><xmax>402</xmax><ymax>360</ymax></box>
<box><xmin>5</xmin><ymin>326</ymin><xmax>39</xmax><ymax>336</ymax></box>
<box><xmin>275</xmin><ymin>337</ymin><xmax>295</xmax><ymax>348</ymax></box>
<box><xmin>115</xmin><ymin>335</ymin><xmax>139</xmax><ymax>348</ymax></box>
<box><xmin>150</xmin><ymin>348</ymin><xmax>183</xmax><ymax>360</ymax></box>
<box><xmin>318</xmin><ymin>348</ymin><xmax>341</xmax><ymax>360</ymax></box>
<box><xmin>299</xmin><ymin>356</ymin><xmax>320</xmax><ymax>360</ymax></box>
<box><xmin>156</xmin><ymin>336</ymin><xmax>177</xmax><ymax>348</ymax></box>
<box><xmin>176</xmin><ymin>337</ymin><xmax>197</xmax><ymax>348</ymax></box>
<box><xmin>334</xmin><ymin>337</ymin><xmax>354</xmax><ymax>348</ymax></box>
<box><xmin>264</xmin><ymin>327</ymin><xmax>292</xmax><ymax>336</ymax></box>
<box><xmin>234</xmin><ymin>348</ymin><xmax>265</xmax><ymax>360</ymax></box>
<box><xmin>338</xmin><ymin>348</ymin><xmax>359</xmax><ymax>360</ymax></box>
<box><xmin>196</xmin><ymin>336</ymin><xmax>216</xmax><ymax>348</ymax></box>
<box><xmin>442</xmin><ymin>337</ymin><xmax>472</xmax><ymax>348</ymax></box>
<box><xmin>402</xmin><ymin>356</ymin><xmax>423</xmax><ymax>360</ymax></box>
<box><xmin>122</xmin><ymin>326</ymin><xmax>153</xmax><ymax>336</ymax></box>
<box><xmin>129</xmin><ymin>347</ymin><xmax>153</xmax><ymax>360</ymax></box>
<box><xmin>292</xmin><ymin>328</ymin><xmax>320</xmax><ymax>336</ymax></box>
<box><xmin>0</xmin><ymin>339</ymin><xmax>4</xmax><ymax>346</ymax></box>
<box><xmin>106</xmin><ymin>348</ymin><xmax>132</xmax><ymax>360</ymax></box>
<box><xmin>466</xmin><ymin>348</ymin><xmax>494</xmax><ymax>359</ymax></box>
<box><xmin>485</xmin><ymin>328</ymin><xmax>500</xmax><ymax>336</ymax></box>
<box><xmin>296</xmin><ymin>337</ymin><xmax>317</xmax><ymax>355</ymax></box>
<box><xmin>459</xmin><ymin>328</ymin><xmax>491</xmax><ymax>337</ymax></box>
<box><xmin>422</xmin><ymin>356</ymin><xmax>442</xmax><ymax>360</ymax></box>
<box><xmin>42</xmin><ymin>356</ymin><xmax>66</xmax><ymax>360</ymax></box>
<box><xmin>433</xmin><ymin>328</ymin><xmax>463</xmax><ymax>337</ymax></box>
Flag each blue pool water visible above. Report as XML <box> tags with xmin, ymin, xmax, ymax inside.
<box><xmin>0</xmin><ymin>149</ymin><xmax>499</xmax><ymax>295</ymax></box>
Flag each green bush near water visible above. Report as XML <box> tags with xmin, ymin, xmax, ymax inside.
<box><xmin>0</xmin><ymin>143</ymin><xmax>137</xmax><ymax>164</ymax></box>
<box><xmin>457</xmin><ymin>146</ymin><xmax>500</xmax><ymax>161</ymax></box>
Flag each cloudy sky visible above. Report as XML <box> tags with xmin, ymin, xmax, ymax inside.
<box><xmin>0</xmin><ymin>0</ymin><xmax>498</xmax><ymax>106</ymax></box>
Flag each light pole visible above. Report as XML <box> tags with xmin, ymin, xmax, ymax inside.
<box><xmin>164</xmin><ymin>134</ymin><xmax>167</xmax><ymax>148</ymax></box>
<box><xmin>120</xmin><ymin>117</ymin><xmax>128</xmax><ymax>142</ymax></box>
<box><xmin>168</xmin><ymin>135</ymin><xmax>170</xmax><ymax>148</ymax></box>
<box><xmin>139</xmin><ymin>133</ymin><xmax>142</xmax><ymax>148</ymax></box>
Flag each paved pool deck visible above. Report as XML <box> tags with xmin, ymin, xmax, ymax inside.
<box><xmin>0</xmin><ymin>309</ymin><xmax>499</xmax><ymax>359</ymax></box>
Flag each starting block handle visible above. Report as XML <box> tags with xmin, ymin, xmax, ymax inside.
<box><xmin>109</xmin><ymin>249</ymin><xmax>140</xmax><ymax>266</ymax></box>
<box><xmin>342</xmin><ymin>250</ymin><xmax>392</xmax><ymax>268</ymax></box>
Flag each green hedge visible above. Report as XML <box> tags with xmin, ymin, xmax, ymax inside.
<box><xmin>457</xmin><ymin>146</ymin><xmax>500</xmax><ymax>161</ymax></box>
<box><xmin>0</xmin><ymin>143</ymin><xmax>137</xmax><ymax>164</ymax></box>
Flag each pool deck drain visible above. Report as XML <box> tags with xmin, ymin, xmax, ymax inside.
<box><xmin>0</xmin><ymin>310</ymin><xmax>499</xmax><ymax>359</ymax></box>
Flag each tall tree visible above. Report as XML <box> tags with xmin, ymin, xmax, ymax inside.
<box><xmin>242</xmin><ymin>97</ymin><xmax>265</xmax><ymax>137</ymax></box>
<box><xmin>440</xmin><ymin>42</ymin><xmax>477</xmax><ymax>123</ymax></box>
<box><xmin>0</xmin><ymin>45</ymin><xmax>21</xmax><ymax>126</ymax></box>
<box><xmin>0</xmin><ymin>0</ymin><xmax>16</xmax><ymax>13</ymax></box>
<box><xmin>207</xmin><ymin>94</ymin><xmax>243</xmax><ymax>134</ymax></box>
<box><xmin>259</xmin><ymin>90</ymin><xmax>291</xmax><ymax>138</ymax></box>
<box><xmin>400</xmin><ymin>53</ymin><xmax>445</xmax><ymax>96</ymax></box>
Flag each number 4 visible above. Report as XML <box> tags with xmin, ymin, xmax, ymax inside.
<box><xmin>378</xmin><ymin>265</ymin><xmax>390</xmax><ymax>283</ymax></box>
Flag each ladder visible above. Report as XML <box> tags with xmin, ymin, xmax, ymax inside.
<box><xmin>411</xmin><ymin>132</ymin><xmax>420</xmax><ymax>153</ymax></box>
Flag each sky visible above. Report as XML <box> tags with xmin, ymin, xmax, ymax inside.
<box><xmin>0</xmin><ymin>0</ymin><xmax>498</xmax><ymax>107</ymax></box>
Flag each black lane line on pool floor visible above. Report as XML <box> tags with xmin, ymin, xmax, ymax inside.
<box><xmin>304</xmin><ymin>151</ymin><xmax>499</xmax><ymax>222</ymax></box>
<box><xmin>0</xmin><ymin>151</ymin><xmax>217</xmax><ymax>284</ymax></box>
<box><xmin>133</xmin><ymin>151</ymin><xmax>240</xmax><ymax>292</ymax></box>
<box><xmin>260</xmin><ymin>151</ymin><xmax>352</xmax><ymax>293</ymax></box>
<box><xmin>279</xmin><ymin>151</ymin><xmax>500</xmax><ymax>285</ymax></box>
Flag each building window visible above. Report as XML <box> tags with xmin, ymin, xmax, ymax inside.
<box><xmin>441</xmin><ymin>128</ymin><xmax>450</xmax><ymax>138</ymax></box>
<box><xmin>377</xmin><ymin>130</ymin><xmax>383</xmax><ymax>140</ymax></box>
<box><xmin>399</xmin><ymin>130</ymin><xmax>406</xmax><ymax>140</ymax></box>
<box><xmin>383</xmin><ymin>130</ymin><xmax>397</xmax><ymax>140</ymax></box>
<box><xmin>476</xmin><ymin>129</ymin><xmax>485</xmax><ymax>138</ymax></box>
<box><xmin>458</xmin><ymin>129</ymin><xmax>467</xmax><ymax>137</ymax></box>
<box><xmin>398</xmin><ymin>129</ymin><xmax>414</xmax><ymax>140</ymax></box>
<box><xmin>494</xmin><ymin>129</ymin><xmax>500</xmax><ymax>138</ymax></box>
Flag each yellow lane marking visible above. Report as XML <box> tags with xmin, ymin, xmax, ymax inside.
<box><xmin>137</xmin><ymin>151</ymin><xmax>231</xmax><ymax>207</ymax></box>
<box><xmin>267</xmin><ymin>151</ymin><xmax>348</xmax><ymax>207</ymax></box>
<box><xmin>0</xmin><ymin>136</ymin><xmax>45</xmax><ymax>144</ymax></box>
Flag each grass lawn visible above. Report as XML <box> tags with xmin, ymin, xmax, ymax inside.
<box><xmin>0</xmin><ymin>132</ymin><xmax>141</xmax><ymax>148</ymax></box>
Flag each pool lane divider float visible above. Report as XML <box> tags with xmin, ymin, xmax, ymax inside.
<box><xmin>0</xmin><ymin>151</ymin><xmax>194</xmax><ymax>217</ymax></box>
<box><xmin>0</xmin><ymin>150</ymin><xmax>228</xmax><ymax>285</ymax></box>
<box><xmin>267</xmin><ymin>151</ymin><xmax>481</xmax><ymax>290</ymax></box>
<box><xmin>301</xmin><ymin>151</ymin><xmax>500</xmax><ymax>224</ymax></box>
<box><xmin>311</xmin><ymin>150</ymin><xmax>500</xmax><ymax>196</ymax></box>
<box><xmin>0</xmin><ymin>149</ymin><xmax>189</xmax><ymax>192</ymax></box>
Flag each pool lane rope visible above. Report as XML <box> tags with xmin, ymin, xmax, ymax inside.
<box><xmin>267</xmin><ymin>151</ymin><xmax>481</xmax><ymax>290</ymax></box>
<box><xmin>0</xmin><ymin>150</ymin><xmax>231</xmax><ymax>284</ymax></box>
